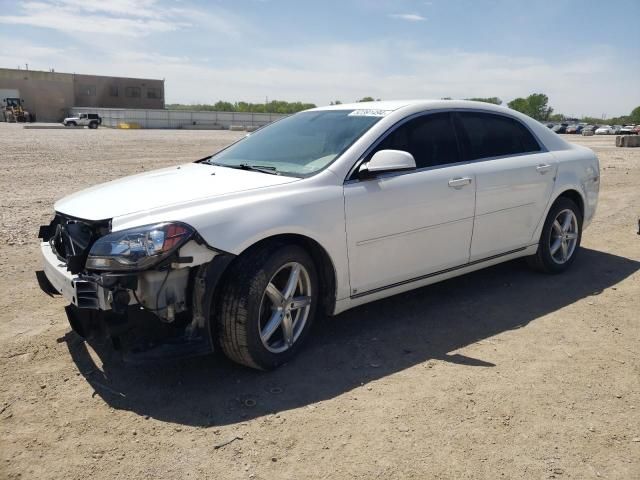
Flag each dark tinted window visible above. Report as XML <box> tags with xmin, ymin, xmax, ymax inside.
<box><xmin>126</xmin><ymin>87</ymin><xmax>141</xmax><ymax>98</ymax></box>
<box><xmin>372</xmin><ymin>112</ymin><xmax>460</xmax><ymax>168</ymax></box>
<box><xmin>79</xmin><ymin>85</ymin><xmax>96</xmax><ymax>96</ymax></box>
<box><xmin>455</xmin><ymin>112</ymin><xmax>540</xmax><ymax>160</ymax></box>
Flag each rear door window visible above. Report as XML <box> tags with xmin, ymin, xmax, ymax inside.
<box><xmin>372</xmin><ymin>112</ymin><xmax>460</xmax><ymax>169</ymax></box>
<box><xmin>455</xmin><ymin>112</ymin><xmax>541</xmax><ymax>160</ymax></box>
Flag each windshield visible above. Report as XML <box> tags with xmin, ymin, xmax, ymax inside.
<box><xmin>208</xmin><ymin>110</ymin><xmax>386</xmax><ymax>176</ymax></box>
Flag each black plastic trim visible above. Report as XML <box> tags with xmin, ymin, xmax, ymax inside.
<box><xmin>350</xmin><ymin>246</ymin><xmax>532</xmax><ymax>299</ymax></box>
<box><xmin>35</xmin><ymin>270</ymin><xmax>59</xmax><ymax>297</ymax></box>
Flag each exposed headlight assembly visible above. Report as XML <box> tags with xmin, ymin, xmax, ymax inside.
<box><xmin>86</xmin><ymin>222</ymin><xmax>194</xmax><ymax>271</ymax></box>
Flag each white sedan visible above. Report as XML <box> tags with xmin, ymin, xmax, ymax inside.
<box><xmin>38</xmin><ymin>100</ymin><xmax>600</xmax><ymax>370</ymax></box>
<box><xmin>619</xmin><ymin>125</ymin><xmax>637</xmax><ymax>135</ymax></box>
<box><xmin>595</xmin><ymin>125</ymin><xmax>615</xmax><ymax>135</ymax></box>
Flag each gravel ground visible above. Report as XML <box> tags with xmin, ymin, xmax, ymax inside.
<box><xmin>0</xmin><ymin>124</ymin><xmax>639</xmax><ymax>480</ymax></box>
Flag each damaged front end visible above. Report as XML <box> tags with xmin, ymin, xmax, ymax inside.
<box><xmin>37</xmin><ymin>213</ymin><xmax>233</xmax><ymax>362</ymax></box>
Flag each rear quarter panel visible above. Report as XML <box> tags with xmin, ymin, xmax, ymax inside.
<box><xmin>533</xmin><ymin>144</ymin><xmax>599</xmax><ymax>241</ymax></box>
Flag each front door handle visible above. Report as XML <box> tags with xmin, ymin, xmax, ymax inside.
<box><xmin>448</xmin><ymin>177</ymin><xmax>472</xmax><ymax>188</ymax></box>
<box><xmin>536</xmin><ymin>163</ymin><xmax>552</xmax><ymax>174</ymax></box>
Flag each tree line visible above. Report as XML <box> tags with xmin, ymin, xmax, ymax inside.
<box><xmin>167</xmin><ymin>96</ymin><xmax>640</xmax><ymax>125</ymax></box>
<box><xmin>166</xmin><ymin>100</ymin><xmax>317</xmax><ymax>114</ymax></box>
<box><xmin>443</xmin><ymin>94</ymin><xmax>639</xmax><ymax>125</ymax></box>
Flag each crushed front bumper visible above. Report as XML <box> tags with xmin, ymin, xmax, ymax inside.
<box><xmin>37</xmin><ymin>239</ymin><xmax>234</xmax><ymax>362</ymax></box>
<box><xmin>39</xmin><ymin>241</ymin><xmax>109</xmax><ymax>309</ymax></box>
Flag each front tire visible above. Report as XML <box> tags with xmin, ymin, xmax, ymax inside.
<box><xmin>216</xmin><ymin>244</ymin><xmax>319</xmax><ymax>370</ymax></box>
<box><xmin>527</xmin><ymin>197</ymin><xmax>582</xmax><ymax>273</ymax></box>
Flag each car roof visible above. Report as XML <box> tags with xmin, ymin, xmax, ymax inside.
<box><xmin>310</xmin><ymin>99</ymin><xmax>511</xmax><ymax>113</ymax></box>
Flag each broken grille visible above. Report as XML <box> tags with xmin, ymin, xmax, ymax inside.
<box><xmin>39</xmin><ymin>214</ymin><xmax>111</xmax><ymax>274</ymax></box>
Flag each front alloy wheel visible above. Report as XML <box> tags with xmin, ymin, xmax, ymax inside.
<box><xmin>216</xmin><ymin>244</ymin><xmax>319</xmax><ymax>370</ymax></box>
<box><xmin>260</xmin><ymin>262</ymin><xmax>312</xmax><ymax>353</ymax></box>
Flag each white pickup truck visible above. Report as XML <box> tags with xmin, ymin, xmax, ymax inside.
<box><xmin>62</xmin><ymin>113</ymin><xmax>102</xmax><ymax>129</ymax></box>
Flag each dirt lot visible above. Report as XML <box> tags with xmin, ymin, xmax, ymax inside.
<box><xmin>0</xmin><ymin>124</ymin><xmax>638</xmax><ymax>480</ymax></box>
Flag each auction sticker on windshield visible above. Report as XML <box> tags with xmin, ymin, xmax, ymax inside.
<box><xmin>348</xmin><ymin>109</ymin><xmax>392</xmax><ymax>117</ymax></box>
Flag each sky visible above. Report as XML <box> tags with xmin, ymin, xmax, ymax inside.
<box><xmin>0</xmin><ymin>0</ymin><xmax>638</xmax><ymax>117</ymax></box>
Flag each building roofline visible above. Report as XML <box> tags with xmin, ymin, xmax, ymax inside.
<box><xmin>0</xmin><ymin>67</ymin><xmax>164</xmax><ymax>82</ymax></box>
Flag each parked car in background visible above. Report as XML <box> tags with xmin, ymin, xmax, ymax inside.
<box><xmin>612</xmin><ymin>125</ymin><xmax>623</xmax><ymax>134</ymax></box>
<box><xmin>552</xmin><ymin>124</ymin><xmax>567</xmax><ymax>134</ymax></box>
<box><xmin>566</xmin><ymin>125</ymin><xmax>584</xmax><ymax>134</ymax></box>
<box><xmin>62</xmin><ymin>113</ymin><xmax>102</xmax><ymax>129</ymax></box>
<box><xmin>619</xmin><ymin>125</ymin><xmax>638</xmax><ymax>135</ymax></box>
<box><xmin>583</xmin><ymin>125</ymin><xmax>603</xmax><ymax>134</ymax></box>
<box><xmin>595</xmin><ymin>125</ymin><xmax>615</xmax><ymax>135</ymax></box>
<box><xmin>38</xmin><ymin>100</ymin><xmax>600</xmax><ymax>370</ymax></box>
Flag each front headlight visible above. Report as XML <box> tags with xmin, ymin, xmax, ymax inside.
<box><xmin>86</xmin><ymin>222</ymin><xmax>194</xmax><ymax>271</ymax></box>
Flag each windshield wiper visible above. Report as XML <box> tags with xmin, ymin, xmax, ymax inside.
<box><xmin>206</xmin><ymin>160</ymin><xmax>281</xmax><ymax>175</ymax></box>
<box><xmin>231</xmin><ymin>163</ymin><xmax>280</xmax><ymax>175</ymax></box>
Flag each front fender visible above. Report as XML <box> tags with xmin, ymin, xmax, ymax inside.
<box><xmin>112</xmin><ymin>180</ymin><xmax>351</xmax><ymax>302</ymax></box>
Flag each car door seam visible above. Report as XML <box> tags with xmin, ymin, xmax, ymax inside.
<box><xmin>341</xmin><ymin>182</ymin><xmax>355</xmax><ymax>299</ymax></box>
<box><xmin>530</xmin><ymin>153</ymin><xmax>559</xmax><ymax>241</ymax></box>
<box><xmin>468</xmin><ymin>174</ymin><xmax>478</xmax><ymax>261</ymax></box>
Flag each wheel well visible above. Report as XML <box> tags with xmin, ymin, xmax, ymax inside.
<box><xmin>231</xmin><ymin>234</ymin><xmax>337</xmax><ymax>316</ymax></box>
<box><xmin>556</xmin><ymin>189</ymin><xmax>584</xmax><ymax>218</ymax></box>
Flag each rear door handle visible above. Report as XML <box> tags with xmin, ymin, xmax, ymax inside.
<box><xmin>448</xmin><ymin>177</ymin><xmax>472</xmax><ymax>188</ymax></box>
<box><xmin>536</xmin><ymin>163</ymin><xmax>552</xmax><ymax>174</ymax></box>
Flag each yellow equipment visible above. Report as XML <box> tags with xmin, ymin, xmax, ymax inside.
<box><xmin>2</xmin><ymin>97</ymin><xmax>33</xmax><ymax>123</ymax></box>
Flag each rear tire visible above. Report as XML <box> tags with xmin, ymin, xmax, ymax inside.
<box><xmin>215</xmin><ymin>244</ymin><xmax>319</xmax><ymax>370</ymax></box>
<box><xmin>89</xmin><ymin>121</ymin><xmax>98</xmax><ymax>129</ymax></box>
<box><xmin>527</xmin><ymin>197</ymin><xmax>582</xmax><ymax>274</ymax></box>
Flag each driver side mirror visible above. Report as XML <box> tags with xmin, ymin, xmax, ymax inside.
<box><xmin>359</xmin><ymin>149</ymin><xmax>416</xmax><ymax>178</ymax></box>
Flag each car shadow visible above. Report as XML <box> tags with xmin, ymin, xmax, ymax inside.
<box><xmin>64</xmin><ymin>247</ymin><xmax>639</xmax><ymax>427</ymax></box>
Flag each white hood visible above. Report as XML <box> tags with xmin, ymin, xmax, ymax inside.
<box><xmin>54</xmin><ymin>163</ymin><xmax>298</xmax><ymax>221</ymax></box>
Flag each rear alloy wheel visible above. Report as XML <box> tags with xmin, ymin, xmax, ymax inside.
<box><xmin>527</xmin><ymin>197</ymin><xmax>582</xmax><ymax>273</ymax></box>
<box><xmin>216</xmin><ymin>244</ymin><xmax>318</xmax><ymax>370</ymax></box>
<box><xmin>549</xmin><ymin>209</ymin><xmax>579</xmax><ymax>265</ymax></box>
